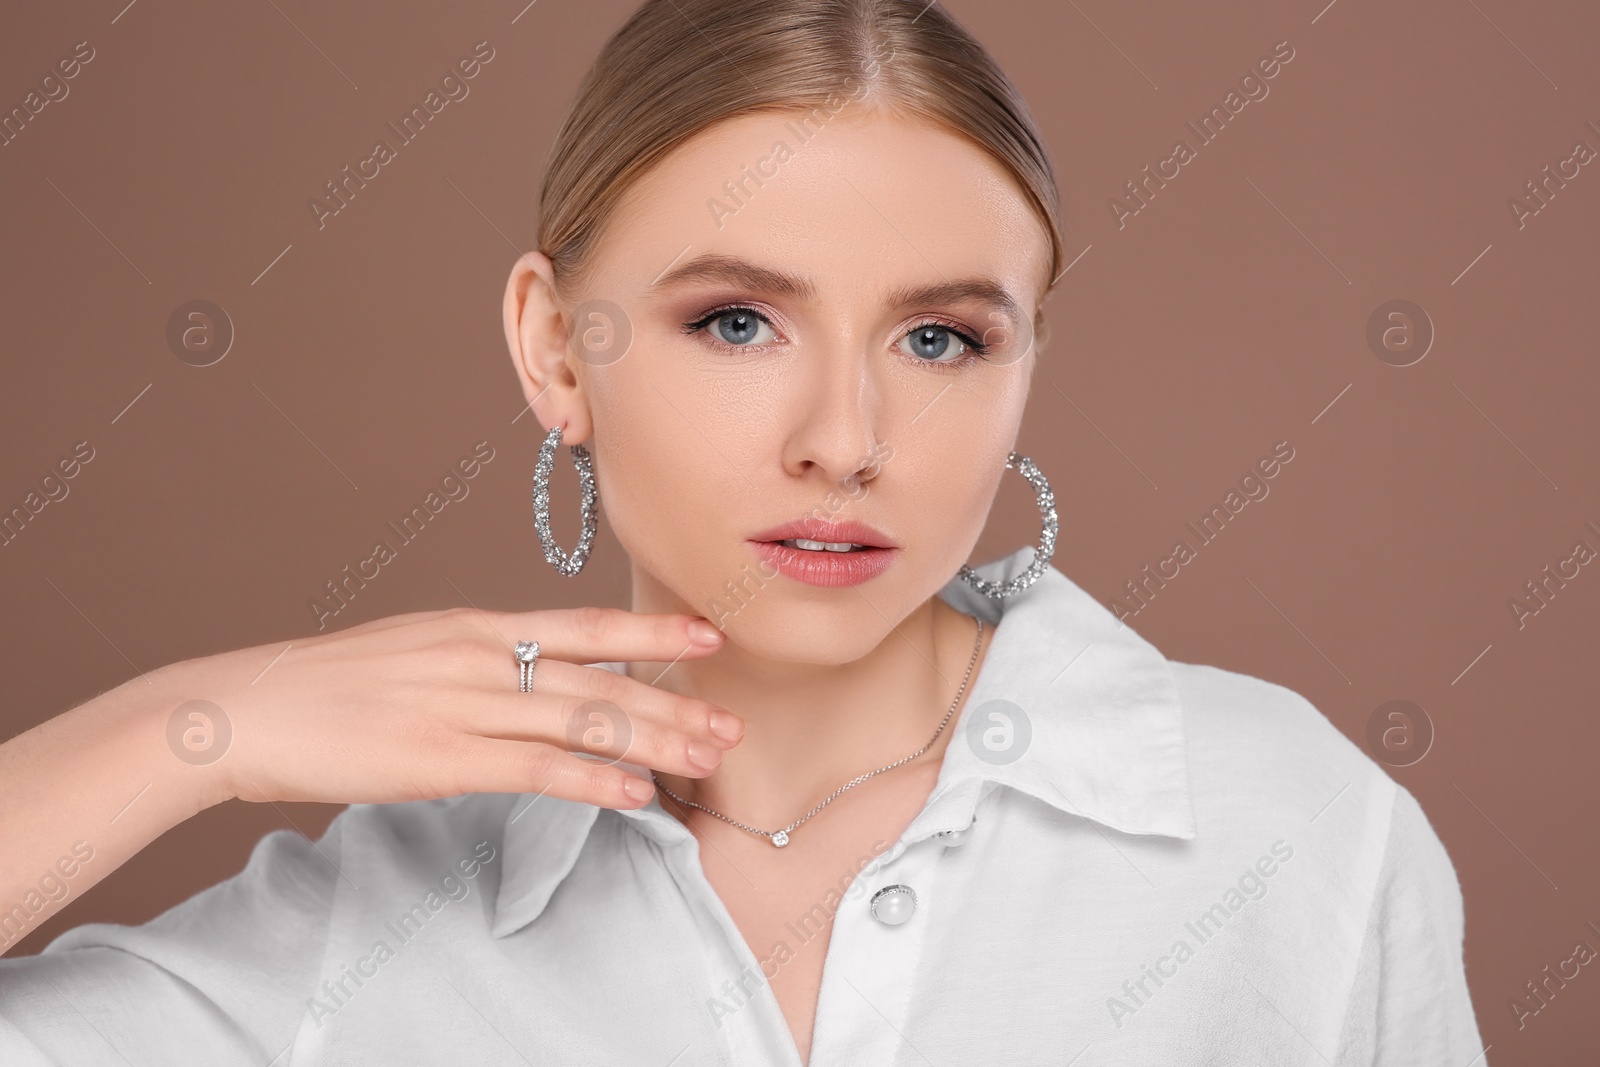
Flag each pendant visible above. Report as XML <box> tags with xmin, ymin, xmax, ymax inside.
<box><xmin>771</xmin><ymin>830</ymin><xmax>789</xmax><ymax>847</ymax></box>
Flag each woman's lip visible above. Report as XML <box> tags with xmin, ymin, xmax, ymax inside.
<box><xmin>747</xmin><ymin>518</ymin><xmax>897</xmax><ymax>548</ymax></box>
<box><xmin>748</xmin><ymin>540</ymin><xmax>900</xmax><ymax>587</ymax></box>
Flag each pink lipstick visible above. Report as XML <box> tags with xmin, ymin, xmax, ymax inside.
<box><xmin>746</xmin><ymin>518</ymin><xmax>900</xmax><ymax>588</ymax></box>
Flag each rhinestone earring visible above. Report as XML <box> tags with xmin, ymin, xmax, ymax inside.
<box><xmin>532</xmin><ymin>422</ymin><xmax>598</xmax><ymax>577</ymax></box>
<box><xmin>958</xmin><ymin>451</ymin><xmax>1058</xmax><ymax>599</ymax></box>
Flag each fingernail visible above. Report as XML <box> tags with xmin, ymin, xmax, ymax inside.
<box><xmin>709</xmin><ymin>709</ymin><xmax>743</xmax><ymax>743</ymax></box>
<box><xmin>623</xmin><ymin>776</ymin><xmax>654</xmax><ymax>803</ymax></box>
<box><xmin>688</xmin><ymin>619</ymin><xmax>724</xmax><ymax>646</ymax></box>
<box><xmin>687</xmin><ymin>740</ymin><xmax>721</xmax><ymax>771</ymax></box>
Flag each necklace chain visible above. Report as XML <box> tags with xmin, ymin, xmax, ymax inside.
<box><xmin>650</xmin><ymin>615</ymin><xmax>985</xmax><ymax>847</ymax></box>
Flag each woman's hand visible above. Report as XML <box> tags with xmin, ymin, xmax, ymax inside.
<box><xmin>172</xmin><ymin>605</ymin><xmax>742</xmax><ymax>811</ymax></box>
<box><xmin>0</xmin><ymin>605</ymin><xmax>738</xmax><ymax>954</ymax></box>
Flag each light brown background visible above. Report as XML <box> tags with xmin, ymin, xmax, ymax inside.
<box><xmin>2</xmin><ymin>0</ymin><xmax>1596</xmax><ymax>1060</ymax></box>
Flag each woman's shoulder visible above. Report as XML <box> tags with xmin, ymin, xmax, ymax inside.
<box><xmin>1159</xmin><ymin>658</ymin><xmax>1469</xmax><ymax>959</ymax></box>
<box><xmin>23</xmin><ymin>791</ymin><xmax>526</xmax><ymax>968</ymax></box>
<box><xmin>0</xmin><ymin>793</ymin><xmax>537</xmax><ymax>1059</ymax></box>
<box><xmin>1163</xmin><ymin>657</ymin><xmax>1453</xmax><ymax>884</ymax></box>
<box><xmin>1166</xmin><ymin>657</ymin><xmax>1396</xmax><ymax>791</ymax></box>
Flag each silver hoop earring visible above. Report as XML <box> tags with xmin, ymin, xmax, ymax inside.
<box><xmin>532</xmin><ymin>423</ymin><xmax>598</xmax><ymax>577</ymax></box>
<box><xmin>958</xmin><ymin>451</ymin><xmax>1058</xmax><ymax>599</ymax></box>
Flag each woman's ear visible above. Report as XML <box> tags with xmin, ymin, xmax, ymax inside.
<box><xmin>502</xmin><ymin>251</ymin><xmax>594</xmax><ymax>443</ymax></box>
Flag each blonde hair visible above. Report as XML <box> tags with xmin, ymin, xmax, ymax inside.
<box><xmin>537</xmin><ymin>0</ymin><xmax>1064</xmax><ymax>317</ymax></box>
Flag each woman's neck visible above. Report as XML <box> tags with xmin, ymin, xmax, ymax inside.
<box><xmin>625</xmin><ymin>574</ymin><xmax>990</xmax><ymax>830</ymax></box>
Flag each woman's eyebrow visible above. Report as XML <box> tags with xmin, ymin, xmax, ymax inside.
<box><xmin>651</xmin><ymin>254</ymin><xmax>815</xmax><ymax>299</ymax></box>
<box><xmin>884</xmin><ymin>278</ymin><xmax>1022</xmax><ymax>326</ymax></box>
<box><xmin>650</xmin><ymin>254</ymin><xmax>1022</xmax><ymax>323</ymax></box>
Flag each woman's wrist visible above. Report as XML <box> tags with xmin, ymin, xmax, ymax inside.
<box><xmin>0</xmin><ymin>658</ymin><xmax>235</xmax><ymax>952</ymax></box>
<box><xmin>129</xmin><ymin>657</ymin><xmax>239</xmax><ymax>813</ymax></box>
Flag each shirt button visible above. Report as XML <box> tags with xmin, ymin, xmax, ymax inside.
<box><xmin>869</xmin><ymin>884</ymin><xmax>917</xmax><ymax>925</ymax></box>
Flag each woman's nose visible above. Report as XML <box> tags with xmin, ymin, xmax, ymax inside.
<box><xmin>781</xmin><ymin>347</ymin><xmax>883</xmax><ymax>485</ymax></box>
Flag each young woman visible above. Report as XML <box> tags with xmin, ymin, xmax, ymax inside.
<box><xmin>0</xmin><ymin>1</ymin><xmax>1486</xmax><ymax>1064</ymax></box>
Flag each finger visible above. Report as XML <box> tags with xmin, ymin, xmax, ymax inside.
<box><xmin>495</xmin><ymin>605</ymin><xmax>727</xmax><ymax>664</ymax></box>
<box><xmin>512</xmin><ymin>657</ymin><xmax>743</xmax><ymax>747</ymax></box>
<box><xmin>449</xmin><ymin>683</ymin><xmax>727</xmax><ymax>778</ymax></box>
<box><xmin>334</xmin><ymin>605</ymin><xmax>726</xmax><ymax>667</ymax></box>
<box><xmin>365</xmin><ymin>623</ymin><xmax>737</xmax><ymax>735</ymax></box>
<box><xmin>434</xmin><ymin>736</ymin><xmax>657</xmax><ymax>809</ymax></box>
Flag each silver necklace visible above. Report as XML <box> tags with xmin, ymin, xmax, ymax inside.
<box><xmin>650</xmin><ymin>615</ymin><xmax>985</xmax><ymax>847</ymax></box>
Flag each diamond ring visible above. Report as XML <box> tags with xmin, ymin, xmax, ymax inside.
<box><xmin>514</xmin><ymin>640</ymin><xmax>540</xmax><ymax>693</ymax></box>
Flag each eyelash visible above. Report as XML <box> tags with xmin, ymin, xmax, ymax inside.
<box><xmin>680</xmin><ymin>304</ymin><xmax>991</xmax><ymax>371</ymax></box>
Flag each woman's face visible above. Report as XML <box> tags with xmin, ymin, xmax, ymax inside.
<box><xmin>508</xmin><ymin>106</ymin><xmax>1053</xmax><ymax>664</ymax></box>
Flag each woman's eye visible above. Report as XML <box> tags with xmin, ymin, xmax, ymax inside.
<box><xmin>900</xmin><ymin>324</ymin><xmax>969</xmax><ymax>363</ymax></box>
<box><xmin>704</xmin><ymin>307</ymin><xmax>777</xmax><ymax>346</ymax></box>
<box><xmin>686</xmin><ymin>308</ymin><xmax>986</xmax><ymax>365</ymax></box>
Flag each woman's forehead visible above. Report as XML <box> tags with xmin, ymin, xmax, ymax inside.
<box><xmin>594</xmin><ymin>108</ymin><xmax>1052</xmax><ymax>302</ymax></box>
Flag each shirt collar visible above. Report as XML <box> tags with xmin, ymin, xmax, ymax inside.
<box><xmin>492</xmin><ymin>546</ymin><xmax>1195</xmax><ymax>938</ymax></box>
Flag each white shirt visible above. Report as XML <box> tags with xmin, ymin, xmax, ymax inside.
<box><xmin>0</xmin><ymin>547</ymin><xmax>1487</xmax><ymax>1065</ymax></box>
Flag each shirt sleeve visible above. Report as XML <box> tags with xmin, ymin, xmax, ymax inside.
<box><xmin>0</xmin><ymin>819</ymin><xmax>343</xmax><ymax>1066</ymax></box>
<box><xmin>1333</xmin><ymin>783</ymin><xmax>1490</xmax><ymax>1066</ymax></box>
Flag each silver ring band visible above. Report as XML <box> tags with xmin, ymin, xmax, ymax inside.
<box><xmin>513</xmin><ymin>640</ymin><xmax>540</xmax><ymax>693</ymax></box>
